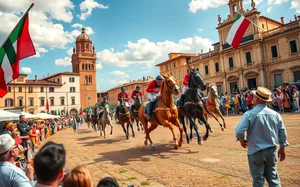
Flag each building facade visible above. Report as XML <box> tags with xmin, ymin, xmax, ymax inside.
<box><xmin>0</xmin><ymin>72</ymin><xmax>81</xmax><ymax>115</ymax></box>
<box><xmin>156</xmin><ymin>0</ymin><xmax>300</xmax><ymax>95</ymax></box>
<box><xmin>71</xmin><ymin>27</ymin><xmax>97</xmax><ymax>109</ymax></box>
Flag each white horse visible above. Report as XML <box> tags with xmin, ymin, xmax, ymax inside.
<box><xmin>99</xmin><ymin>104</ymin><xmax>113</xmax><ymax>138</ymax></box>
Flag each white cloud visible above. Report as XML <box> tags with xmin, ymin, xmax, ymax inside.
<box><xmin>189</xmin><ymin>0</ymin><xmax>228</xmax><ymax>13</ymax></box>
<box><xmin>109</xmin><ymin>80</ymin><xmax>117</xmax><ymax>85</ymax></box>
<box><xmin>110</xmin><ymin>71</ymin><xmax>129</xmax><ymax>78</ymax></box>
<box><xmin>33</xmin><ymin>47</ymin><xmax>49</xmax><ymax>58</ymax></box>
<box><xmin>71</xmin><ymin>23</ymin><xmax>95</xmax><ymax>35</ymax></box>
<box><xmin>198</xmin><ymin>28</ymin><xmax>204</xmax><ymax>32</ymax></box>
<box><xmin>96</xmin><ymin>62</ymin><xmax>102</xmax><ymax>69</ymax></box>
<box><xmin>118</xmin><ymin>80</ymin><xmax>128</xmax><ymax>84</ymax></box>
<box><xmin>291</xmin><ymin>0</ymin><xmax>300</xmax><ymax>13</ymax></box>
<box><xmin>267</xmin><ymin>7</ymin><xmax>272</xmax><ymax>14</ymax></box>
<box><xmin>67</xmin><ymin>47</ymin><xmax>74</xmax><ymax>56</ymax></box>
<box><xmin>21</xmin><ymin>67</ymin><xmax>32</xmax><ymax>74</ymax></box>
<box><xmin>268</xmin><ymin>0</ymin><xmax>289</xmax><ymax>5</ymax></box>
<box><xmin>77</xmin><ymin>0</ymin><xmax>109</xmax><ymax>20</ymax></box>
<box><xmin>97</xmin><ymin>36</ymin><xmax>213</xmax><ymax>68</ymax></box>
<box><xmin>55</xmin><ymin>57</ymin><xmax>71</xmax><ymax>66</ymax></box>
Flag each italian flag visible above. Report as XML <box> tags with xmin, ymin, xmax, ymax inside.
<box><xmin>226</xmin><ymin>14</ymin><xmax>250</xmax><ymax>49</ymax></box>
<box><xmin>0</xmin><ymin>13</ymin><xmax>36</xmax><ymax>98</ymax></box>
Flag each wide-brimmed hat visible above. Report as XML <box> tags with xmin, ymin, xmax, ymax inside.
<box><xmin>0</xmin><ymin>134</ymin><xmax>21</xmax><ymax>154</ymax></box>
<box><xmin>5</xmin><ymin>122</ymin><xmax>14</xmax><ymax>129</ymax></box>
<box><xmin>252</xmin><ymin>87</ymin><xmax>272</xmax><ymax>102</ymax></box>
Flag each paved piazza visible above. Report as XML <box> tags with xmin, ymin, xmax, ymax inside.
<box><xmin>45</xmin><ymin>114</ymin><xmax>300</xmax><ymax>187</ymax></box>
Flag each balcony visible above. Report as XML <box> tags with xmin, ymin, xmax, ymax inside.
<box><xmin>263</xmin><ymin>21</ymin><xmax>300</xmax><ymax>38</ymax></box>
<box><xmin>245</xmin><ymin>62</ymin><xmax>254</xmax><ymax>67</ymax></box>
<box><xmin>228</xmin><ymin>67</ymin><xmax>235</xmax><ymax>71</ymax></box>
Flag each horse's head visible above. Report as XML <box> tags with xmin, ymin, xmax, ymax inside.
<box><xmin>208</xmin><ymin>83</ymin><xmax>218</xmax><ymax>98</ymax></box>
<box><xmin>119</xmin><ymin>94</ymin><xmax>125</xmax><ymax>106</ymax></box>
<box><xmin>135</xmin><ymin>94</ymin><xmax>142</xmax><ymax>105</ymax></box>
<box><xmin>189</xmin><ymin>71</ymin><xmax>207</xmax><ymax>91</ymax></box>
<box><xmin>103</xmin><ymin>104</ymin><xmax>110</xmax><ymax>117</ymax></box>
<box><xmin>162</xmin><ymin>74</ymin><xmax>180</xmax><ymax>96</ymax></box>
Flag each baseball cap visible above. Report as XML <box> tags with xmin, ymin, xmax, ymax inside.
<box><xmin>0</xmin><ymin>134</ymin><xmax>21</xmax><ymax>154</ymax></box>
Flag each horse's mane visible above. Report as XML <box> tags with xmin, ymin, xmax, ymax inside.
<box><xmin>209</xmin><ymin>83</ymin><xmax>216</xmax><ymax>87</ymax></box>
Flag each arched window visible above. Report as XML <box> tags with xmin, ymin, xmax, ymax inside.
<box><xmin>91</xmin><ymin>64</ymin><xmax>94</xmax><ymax>70</ymax></box>
<box><xmin>89</xmin><ymin>76</ymin><xmax>92</xmax><ymax>84</ymax></box>
<box><xmin>82</xmin><ymin>64</ymin><xmax>85</xmax><ymax>70</ymax></box>
<box><xmin>85</xmin><ymin>64</ymin><xmax>88</xmax><ymax>70</ymax></box>
<box><xmin>88</xmin><ymin>64</ymin><xmax>91</xmax><ymax>70</ymax></box>
<box><xmin>85</xmin><ymin>75</ymin><xmax>88</xmax><ymax>85</ymax></box>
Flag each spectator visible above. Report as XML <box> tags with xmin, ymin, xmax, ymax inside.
<box><xmin>0</xmin><ymin>134</ymin><xmax>34</xmax><ymax>186</ymax></box>
<box><xmin>34</xmin><ymin>141</ymin><xmax>66</xmax><ymax>187</ymax></box>
<box><xmin>246</xmin><ymin>92</ymin><xmax>253</xmax><ymax>110</ymax></box>
<box><xmin>292</xmin><ymin>86</ymin><xmax>299</xmax><ymax>112</ymax></box>
<box><xmin>63</xmin><ymin>165</ymin><xmax>92</xmax><ymax>187</ymax></box>
<box><xmin>71</xmin><ymin>116</ymin><xmax>77</xmax><ymax>134</ymax></box>
<box><xmin>2</xmin><ymin>122</ymin><xmax>16</xmax><ymax>136</ymax></box>
<box><xmin>17</xmin><ymin>115</ymin><xmax>31</xmax><ymax>160</ymax></box>
<box><xmin>235</xmin><ymin>87</ymin><xmax>289</xmax><ymax>187</ymax></box>
<box><xmin>97</xmin><ymin>177</ymin><xmax>119</xmax><ymax>187</ymax></box>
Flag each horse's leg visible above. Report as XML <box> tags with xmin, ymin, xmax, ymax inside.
<box><xmin>109</xmin><ymin>121</ymin><xmax>113</xmax><ymax>135</ymax></box>
<box><xmin>216</xmin><ymin>109</ymin><xmax>226</xmax><ymax>130</ymax></box>
<box><xmin>209</xmin><ymin>110</ymin><xmax>224</xmax><ymax>131</ymax></box>
<box><xmin>190</xmin><ymin>117</ymin><xmax>202</xmax><ymax>145</ymax></box>
<box><xmin>121</xmin><ymin>123</ymin><xmax>129</xmax><ymax>139</ymax></box>
<box><xmin>198</xmin><ymin>115</ymin><xmax>210</xmax><ymax>141</ymax></box>
<box><xmin>129</xmin><ymin>119</ymin><xmax>135</xmax><ymax>138</ymax></box>
<box><xmin>172</xmin><ymin>118</ymin><xmax>184</xmax><ymax>148</ymax></box>
<box><xmin>135</xmin><ymin>118</ymin><xmax>140</xmax><ymax>131</ymax></box>
<box><xmin>188</xmin><ymin>117</ymin><xmax>194</xmax><ymax>142</ymax></box>
<box><xmin>179</xmin><ymin>114</ymin><xmax>189</xmax><ymax>144</ymax></box>
<box><xmin>103</xmin><ymin>122</ymin><xmax>107</xmax><ymax>138</ymax></box>
<box><xmin>146</xmin><ymin>123</ymin><xmax>158</xmax><ymax>149</ymax></box>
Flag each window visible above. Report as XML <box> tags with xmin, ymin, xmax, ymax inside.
<box><xmin>40</xmin><ymin>98</ymin><xmax>45</xmax><ymax>106</ymax></box>
<box><xmin>205</xmin><ymin>65</ymin><xmax>209</xmax><ymax>75</ymax></box>
<box><xmin>49</xmin><ymin>87</ymin><xmax>54</xmax><ymax>92</ymax></box>
<box><xmin>86</xmin><ymin>43</ymin><xmax>89</xmax><ymax>49</ymax></box>
<box><xmin>29</xmin><ymin>98</ymin><xmax>34</xmax><ymax>106</ymax></box>
<box><xmin>5</xmin><ymin>99</ymin><xmax>13</xmax><ymax>107</ymax></box>
<box><xmin>91</xmin><ymin>64</ymin><xmax>94</xmax><ymax>70</ymax></box>
<box><xmin>69</xmin><ymin>77</ymin><xmax>75</xmax><ymax>83</ymax></box>
<box><xmin>18</xmin><ymin>97</ymin><xmax>23</xmax><ymax>107</ymax></box>
<box><xmin>82</xmin><ymin>64</ymin><xmax>85</xmax><ymax>70</ymax></box>
<box><xmin>57</xmin><ymin>78</ymin><xmax>60</xmax><ymax>83</ymax></box>
<box><xmin>271</xmin><ymin>45</ymin><xmax>278</xmax><ymax>58</ymax></box>
<box><xmin>89</xmin><ymin>76</ymin><xmax>92</xmax><ymax>84</ymax></box>
<box><xmin>246</xmin><ymin>52</ymin><xmax>252</xmax><ymax>64</ymax></box>
<box><xmin>173</xmin><ymin>62</ymin><xmax>176</xmax><ymax>68</ymax></box>
<box><xmin>28</xmin><ymin>86</ymin><xmax>33</xmax><ymax>93</ymax></box>
<box><xmin>70</xmin><ymin>87</ymin><xmax>76</xmax><ymax>92</ymax></box>
<box><xmin>50</xmin><ymin>98</ymin><xmax>54</xmax><ymax>106</ymax></box>
<box><xmin>290</xmin><ymin>40</ymin><xmax>298</xmax><ymax>53</ymax></box>
<box><xmin>228</xmin><ymin>57</ymin><xmax>234</xmax><ymax>68</ymax></box>
<box><xmin>40</xmin><ymin>87</ymin><xmax>44</xmax><ymax>93</ymax></box>
<box><xmin>294</xmin><ymin>70</ymin><xmax>300</xmax><ymax>82</ymax></box>
<box><xmin>174</xmin><ymin>72</ymin><xmax>177</xmax><ymax>78</ymax></box>
<box><xmin>60</xmin><ymin>98</ymin><xmax>65</xmax><ymax>105</ymax></box>
<box><xmin>274</xmin><ymin>74</ymin><xmax>282</xmax><ymax>87</ymax></box>
<box><xmin>8</xmin><ymin>86</ymin><xmax>11</xmax><ymax>92</ymax></box>
<box><xmin>18</xmin><ymin>87</ymin><xmax>22</xmax><ymax>92</ymax></box>
<box><xmin>217</xmin><ymin>85</ymin><xmax>222</xmax><ymax>94</ymax></box>
<box><xmin>71</xmin><ymin>97</ymin><xmax>75</xmax><ymax>105</ymax></box>
<box><xmin>215</xmin><ymin>62</ymin><xmax>219</xmax><ymax>72</ymax></box>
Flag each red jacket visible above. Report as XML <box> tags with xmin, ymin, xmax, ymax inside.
<box><xmin>131</xmin><ymin>90</ymin><xmax>143</xmax><ymax>99</ymax></box>
<box><xmin>146</xmin><ymin>80</ymin><xmax>160</xmax><ymax>93</ymax></box>
<box><xmin>118</xmin><ymin>92</ymin><xmax>129</xmax><ymax>101</ymax></box>
<box><xmin>183</xmin><ymin>73</ymin><xmax>191</xmax><ymax>86</ymax></box>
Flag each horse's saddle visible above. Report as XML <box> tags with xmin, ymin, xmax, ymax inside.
<box><xmin>144</xmin><ymin>100</ymin><xmax>158</xmax><ymax>115</ymax></box>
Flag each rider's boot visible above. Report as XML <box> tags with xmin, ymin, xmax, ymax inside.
<box><xmin>180</xmin><ymin>94</ymin><xmax>185</xmax><ymax>107</ymax></box>
<box><xmin>116</xmin><ymin>106</ymin><xmax>120</xmax><ymax>123</ymax></box>
<box><xmin>131</xmin><ymin>105</ymin><xmax>135</xmax><ymax>113</ymax></box>
<box><xmin>147</xmin><ymin>101</ymin><xmax>155</xmax><ymax>121</ymax></box>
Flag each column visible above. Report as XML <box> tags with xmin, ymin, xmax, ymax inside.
<box><xmin>260</xmin><ymin>68</ymin><xmax>265</xmax><ymax>87</ymax></box>
<box><xmin>239</xmin><ymin>71</ymin><xmax>244</xmax><ymax>89</ymax></box>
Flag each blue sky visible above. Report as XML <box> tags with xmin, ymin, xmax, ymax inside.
<box><xmin>0</xmin><ymin>0</ymin><xmax>298</xmax><ymax>91</ymax></box>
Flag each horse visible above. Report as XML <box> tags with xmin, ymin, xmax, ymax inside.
<box><xmin>203</xmin><ymin>83</ymin><xmax>226</xmax><ymax>131</ymax></box>
<box><xmin>99</xmin><ymin>104</ymin><xmax>113</xmax><ymax>138</ymax></box>
<box><xmin>91</xmin><ymin>107</ymin><xmax>100</xmax><ymax>132</ymax></box>
<box><xmin>118</xmin><ymin>94</ymin><xmax>135</xmax><ymax>139</ymax></box>
<box><xmin>138</xmin><ymin>74</ymin><xmax>183</xmax><ymax>150</ymax></box>
<box><xmin>86</xmin><ymin>110</ymin><xmax>92</xmax><ymax>128</ymax></box>
<box><xmin>177</xmin><ymin>70</ymin><xmax>212</xmax><ymax>144</ymax></box>
<box><xmin>132</xmin><ymin>93</ymin><xmax>144</xmax><ymax>131</ymax></box>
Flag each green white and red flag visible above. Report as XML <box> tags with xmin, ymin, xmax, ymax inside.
<box><xmin>226</xmin><ymin>14</ymin><xmax>250</xmax><ymax>49</ymax></box>
<box><xmin>0</xmin><ymin>9</ymin><xmax>36</xmax><ymax>98</ymax></box>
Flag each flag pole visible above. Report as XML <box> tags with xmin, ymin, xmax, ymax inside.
<box><xmin>0</xmin><ymin>3</ymin><xmax>35</xmax><ymax>50</ymax></box>
<box><xmin>237</xmin><ymin>12</ymin><xmax>266</xmax><ymax>32</ymax></box>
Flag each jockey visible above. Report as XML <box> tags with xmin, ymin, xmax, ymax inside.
<box><xmin>179</xmin><ymin>66</ymin><xmax>195</xmax><ymax>106</ymax></box>
<box><xmin>116</xmin><ymin>86</ymin><xmax>130</xmax><ymax>120</ymax></box>
<box><xmin>146</xmin><ymin>75</ymin><xmax>164</xmax><ymax>120</ymax></box>
<box><xmin>99</xmin><ymin>96</ymin><xmax>109</xmax><ymax>118</ymax></box>
<box><xmin>131</xmin><ymin>85</ymin><xmax>143</xmax><ymax>112</ymax></box>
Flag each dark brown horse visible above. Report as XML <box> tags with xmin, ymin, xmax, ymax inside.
<box><xmin>138</xmin><ymin>74</ymin><xmax>183</xmax><ymax>150</ymax></box>
<box><xmin>119</xmin><ymin>95</ymin><xmax>135</xmax><ymax>139</ymax></box>
<box><xmin>132</xmin><ymin>93</ymin><xmax>143</xmax><ymax>131</ymax></box>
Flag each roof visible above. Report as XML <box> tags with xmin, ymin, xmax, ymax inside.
<box><xmin>107</xmin><ymin>79</ymin><xmax>152</xmax><ymax>91</ymax></box>
<box><xmin>76</xmin><ymin>27</ymin><xmax>92</xmax><ymax>42</ymax></box>
<box><xmin>259</xmin><ymin>16</ymin><xmax>283</xmax><ymax>26</ymax></box>
<box><xmin>41</xmin><ymin>72</ymin><xmax>80</xmax><ymax>80</ymax></box>
<box><xmin>9</xmin><ymin>79</ymin><xmax>62</xmax><ymax>86</ymax></box>
<box><xmin>156</xmin><ymin>54</ymin><xmax>196</xmax><ymax>66</ymax></box>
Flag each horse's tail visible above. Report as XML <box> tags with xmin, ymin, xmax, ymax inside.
<box><xmin>138</xmin><ymin>104</ymin><xmax>148</xmax><ymax>133</ymax></box>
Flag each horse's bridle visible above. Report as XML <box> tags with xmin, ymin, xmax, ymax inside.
<box><xmin>191</xmin><ymin>72</ymin><xmax>205</xmax><ymax>90</ymax></box>
<box><xmin>161</xmin><ymin>76</ymin><xmax>178</xmax><ymax>94</ymax></box>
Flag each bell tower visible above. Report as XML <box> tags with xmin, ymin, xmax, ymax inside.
<box><xmin>71</xmin><ymin>27</ymin><xmax>97</xmax><ymax>109</ymax></box>
<box><xmin>228</xmin><ymin>0</ymin><xmax>243</xmax><ymax>19</ymax></box>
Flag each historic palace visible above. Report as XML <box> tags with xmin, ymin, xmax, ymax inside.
<box><xmin>157</xmin><ymin>0</ymin><xmax>300</xmax><ymax>94</ymax></box>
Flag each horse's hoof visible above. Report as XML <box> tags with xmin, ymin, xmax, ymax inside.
<box><xmin>210</xmin><ymin>129</ymin><xmax>214</xmax><ymax>133</ymax></box>
<box><xmin>198</xmin><ymin>140</ymin><xmax>203</xmax><ymax>145</ymax></box>
<box><xmin>174</xmin><ymin>144</ymin><xmax>178</xmax><ymax>150</ymax></box>
<box><xmin>144</xmin><ymin>139</ymin><xmax>148</xmax><ymax>146</ymax></box>
<box><xmin>203</xmin><ymin>136</ymin><xmax>207</xmax><ymax>141</ymax></box>
<box><xmin>178</xmin><ymin>141</ymin><xmax>182</xmax><ymax>147</ymax></box>
<box><xmin>187</xmin><ymin>139</ymin><xmax>190</xmax><ymax>144</ymax></box>
<box><xmin>151</xmin><ymin>144</ymin><xmax>156</xmax><ymax>150</ymax></box>
<box><xmin>137</xmin><ymin>128</ymin><xmax>140</xmax><ymax>131</ymax></box>
<box><xmin>133</xmin><ymin>135</ymin><xmax>135</xmax><ymax>138</ymax></box>
<box><xmin>221</xmin><ymin>127</ymin><xmax>225</xmax><ymax>131</ymax></box>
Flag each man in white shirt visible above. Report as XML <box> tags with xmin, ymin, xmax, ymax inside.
<box><xmin>0</xmin><ymin>134</ymin><xmax>34</xmax><ymax>187</ymax></box>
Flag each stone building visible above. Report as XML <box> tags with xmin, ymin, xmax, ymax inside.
<box><xmin>71</xmin><ymin>27</ymin><xmax>97</xmax><ymax>109</ymax></box>
<box><xmin>156</xmin><ymin>0</ymin><xmax>300</xmax><ymax>94</ymax></box>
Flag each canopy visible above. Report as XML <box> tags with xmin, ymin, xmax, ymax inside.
<box><xmin>0</xmin><ymin>110</ymin><xmax>20</xmax><ymax>121</ymax></box>
<box><xmin>21</xmin><ymin>112</ymin><xmax>39</xmax><ymax>119</ymax></box>
<box><xmin>36</xmin><ymin>113</ymin><xmax>60</xmax><ymax>119</ymax></box>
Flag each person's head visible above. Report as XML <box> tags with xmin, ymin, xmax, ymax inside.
<box><xmin>135</xmin><ymin>85</ymin><xmax>141</xmax><ymax>91</ymax></box>
<box><xmin>11</xmin><ymin>131</ymin><xmax>20</xmax><ymax>139</ymax></box>
<box><xmin>252</xmin><ymin>87</ymin><xmax>272</xmax><ymax>105</ymax></box>
<box><xmin>120</xmin><ymin>86</ymin><xmax>126</xmax><ymax>93</ymax></box>
<box><xmin>34</xmin><ymin>141</ymin><xmax>66</xmax><ymax>185</ymax></box>
<box><xmin>19</xmin><ymin>115</ymin><xmax>25</xmax><ymax>122</ymax></box>
<box><xmin>97</xmin><ymin>177</ymin><xmax>119</xmax><ymax>187</ymax></box>
<box><xmin>189</xmin><ymin>66</ymin><xmax>195</xmax><ymax>73</ymax></box>
<box><xmin>5</xmin><ymin>122</ymin><xmax>16</xmax><ymax>132</ymax></box>
<box><xmin>103</xmin><ymin>96</ymin><xmax>108</xmax><ymax>101</ymax></box>
<box><xmin>0</xmin><ymin>134</ymin><xmax>21</xmax><ymax>162</ymax></box>
<box><xmin>63</xmin><ymin>165</ymin><xmax>92</xmax><ymax>187</ymax></box>
<box><xmin>155</xmin><ymin>75</ymin><xmax>163</xmax><ymax>86</ymax></box>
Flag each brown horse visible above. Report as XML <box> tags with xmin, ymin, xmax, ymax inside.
<box><xmin>138</xmin><ymin>74</ymin><xmax>183</xmax><ymax>150</ymax></box>
<box><xmin>132</xmin><ymin>94</ymin><xmax>144</xmax><ymax>131</ymax></box>
<box><xmin>119</xmin><ymin>95</ymin><xmax>135</xmax><ymax>139</ymax></box>
<box><xmin>203</xmin><ymin>83</ymin><xmax>226</xmax><ymax>131</ymax></box>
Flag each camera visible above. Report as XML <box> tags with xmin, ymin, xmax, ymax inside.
<box><xmin>16</xmin><ymin>157</ymin><xmax>27</xmax><ymax>168</ymax></box>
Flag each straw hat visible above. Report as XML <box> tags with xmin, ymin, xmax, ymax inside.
<box><xmin>251</xmin><ymin>87</ymin><xmax>272</xmax><ymax>102</ymax></box>
<box><xmin>5</xmin><ymin>122</ymin><xmax>14</xmax><ymax>129</ymax></box>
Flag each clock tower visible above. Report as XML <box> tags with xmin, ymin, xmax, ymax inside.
<box><xmin>71</xmin><ymin>27</ymin><xmax>97</xmax><ymax>109</ymax></box>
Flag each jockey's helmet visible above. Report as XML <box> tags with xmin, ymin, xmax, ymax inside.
<box><xmin>155</xmin><ymin>75</ymin><xmax>163</xmax><ymax>82</ymax></box>
<box><xmin>136</xmin><ymin>85</ymin><xmax>141</xmax><ymax>90</ymax></box>
<box><xmin>121</xmin><ymin>86</ymin><xmax>126</xmax><ymax>91</ymax></box>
